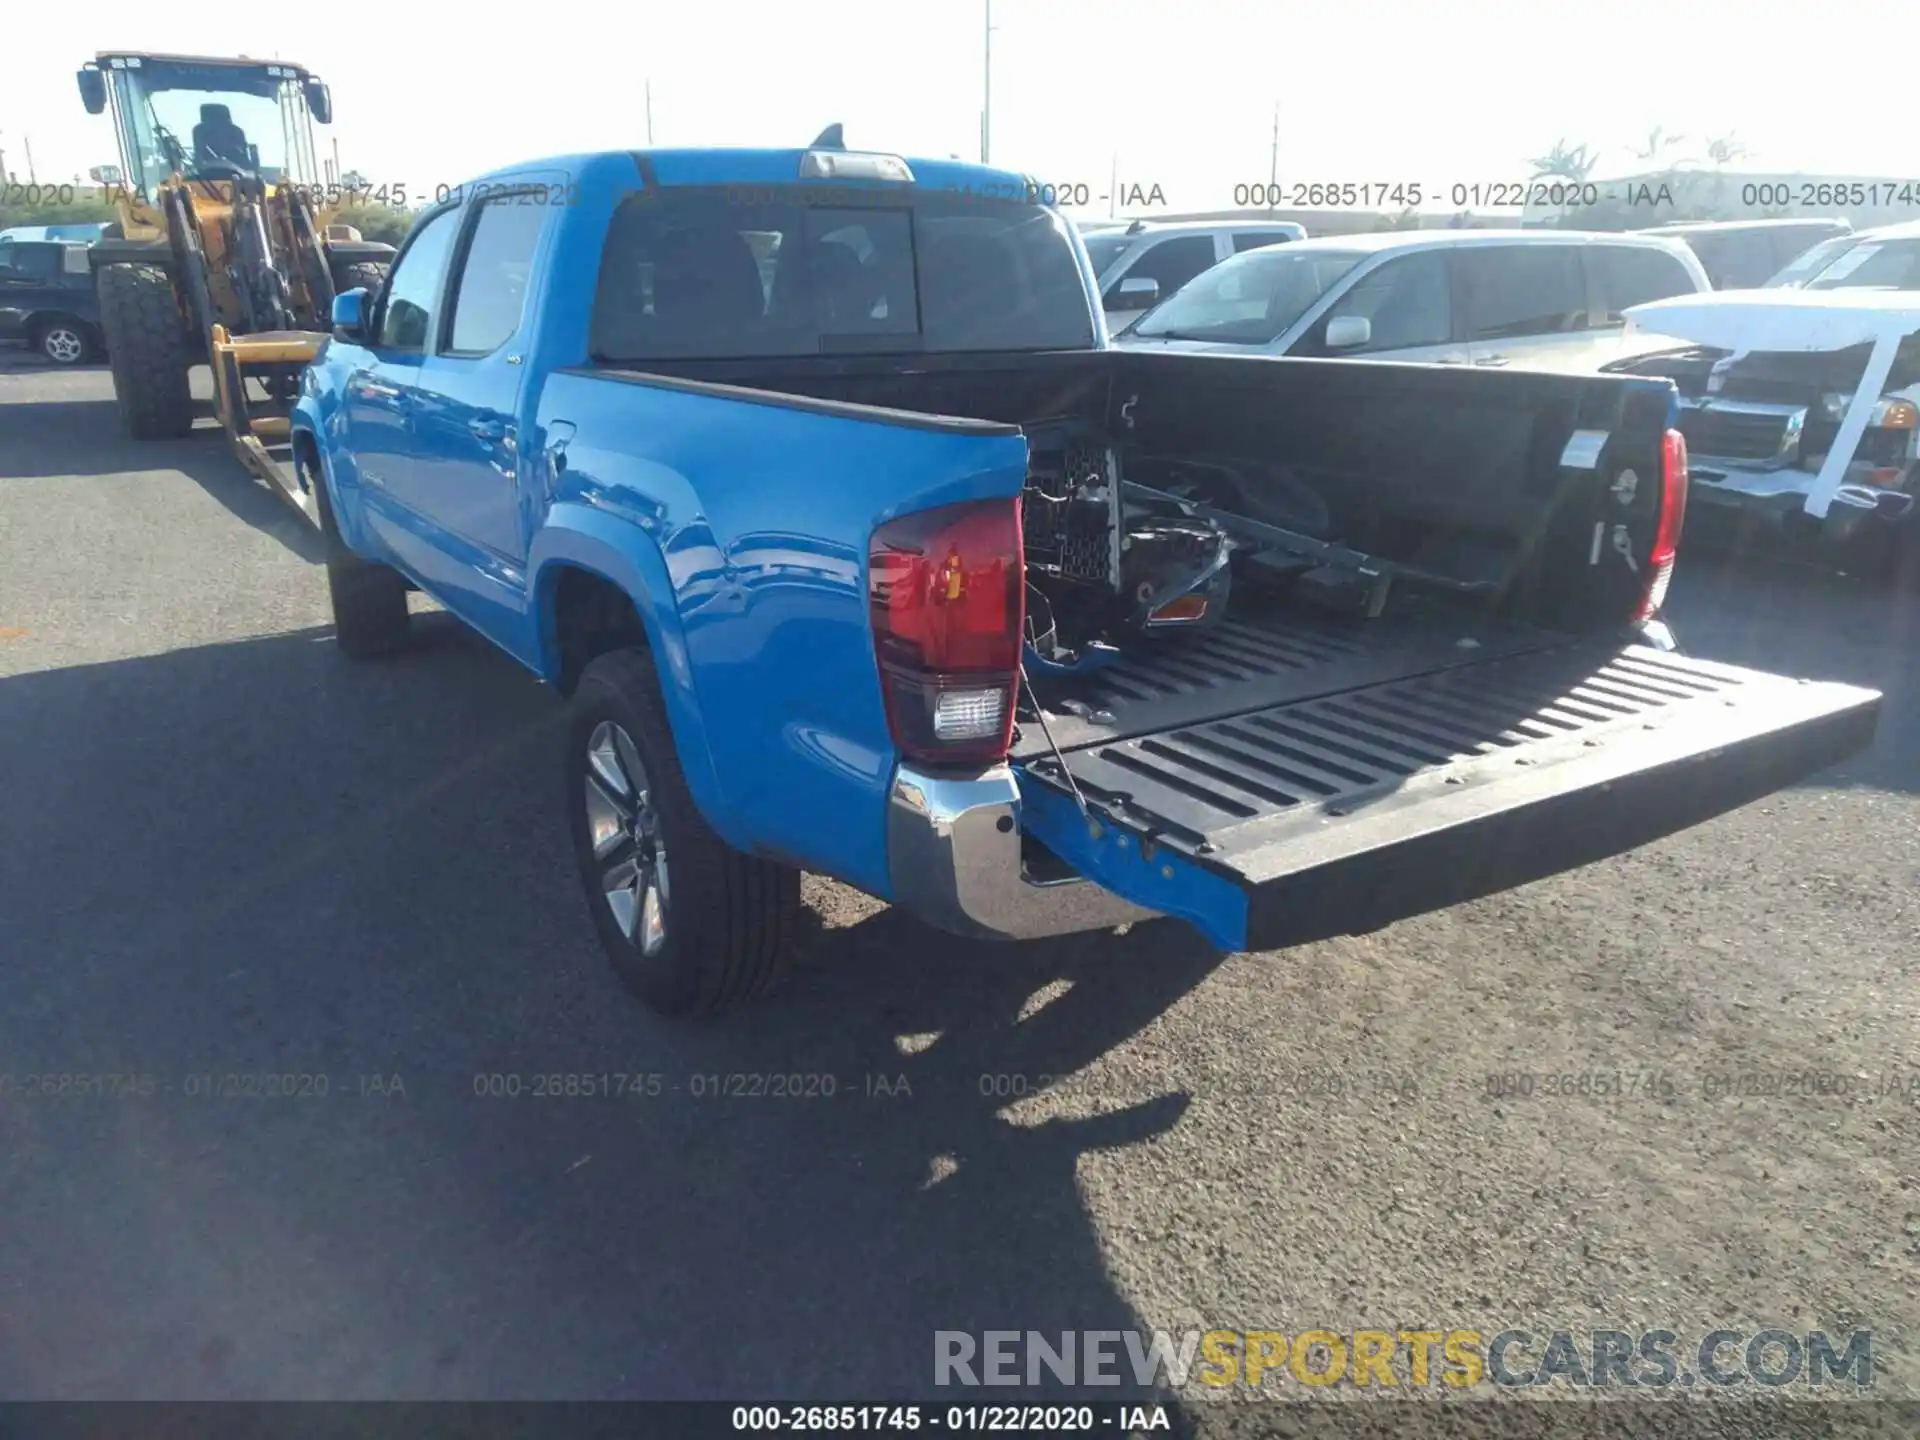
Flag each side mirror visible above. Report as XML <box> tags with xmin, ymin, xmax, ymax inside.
<box><xmin>331</xmin><ymin>288</ymin><xmax>370</xmax><ymax>342</ymax></box>
<box><xmin>305</xmin><ymin>79</ymin><xmax>333</xmax><ymax>125</ymax></box>
<box><xmin>77</xmin><ymin>68</ymin><xmax>108</xmax><ymax>115</ymax></box>
<box><xmin>1324</xmin><ymin>315</ymin><xmax>1372</xmax><ymax>350</ymax></box>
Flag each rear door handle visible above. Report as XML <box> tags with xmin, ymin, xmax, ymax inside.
<box><xmin>1473</xmin><ymin>355</ymin><xmax>1510</xmax><ymax>367</ymax></box>
<box><xmin>468</xmin><ymin>417</ymin><xmax>508</xmax><ymax>441</ymax></box>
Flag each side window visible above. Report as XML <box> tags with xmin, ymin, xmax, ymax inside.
<box><xmin>445</xmin><ymin>196</ymin><xmax>549</xmax><ymax>355</ymax></box>
<box><xmin>1588</xmin><ymin>245</ymin><xmax>1699</xmax><ymax>324</ymax></box>
<box><xmin>1458</xmin><ymin>246</ymin><xmax>1586</xmax><ymax>340</ymax></box>
<box><xmin>376</xmin><ymin>207</ymin><xmax>461</xmax><ymax>352</ymax></box>
<box><xmin>1117</xmin><ymin>235</ymin><xmax>1218</xmax><ymax>298</ymax></box>
<box><xmin>2</xmin><ymin>245</ymin><xmax>58</xmax><ymax>280</ymax></box>
<box><xmin>1233</xmin><ymin>232</ymin><xmax>1291</xmax><ymax>254</ymax></box>
<box><xmin>1319</xmin><ymin>252</ymin><xmax>1452</xmax><ymax>352</ymax></box>
<box><xmin>1686</xmin><ymin>231</ymin><xmax>1773</xmax><ymax>289</ymax></box>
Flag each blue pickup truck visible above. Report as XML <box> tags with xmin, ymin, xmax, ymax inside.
<box><xmin>285</xmin><ymin>141</ymin><xmax>1881</xmax><ymax>1016</ymax></box>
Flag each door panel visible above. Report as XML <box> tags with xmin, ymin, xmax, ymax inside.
<box><xmin>403</xmin><ymin>191</ymin><xmax>552</xmax><ymax>571</ymax></box>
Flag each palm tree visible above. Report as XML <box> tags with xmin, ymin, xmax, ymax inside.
<box><xmin>1527</xmin><ymin>139</ymin><xmax>1599</xmax><ymax>181</ymax></box>
<box><xmin>1705</xmin><ymin>134</ymin><xmax>1748</xmax><ymax>167</ymax></box>
<box><xmin>1632</xmin><ymin>126</ymin><xmax>1689</xmax><ymax>165</ymax></box>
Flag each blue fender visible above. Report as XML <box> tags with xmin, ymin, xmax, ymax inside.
<box><xmin>527</xmin><ymin>504</ymin><xmax>744</xmax><ymax>852</ymax></box>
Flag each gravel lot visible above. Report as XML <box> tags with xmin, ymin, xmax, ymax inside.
<box><xmin>1</xmin><ymin>359</ymin><xmax>1914</xmax><ymax>1428</ymax></box>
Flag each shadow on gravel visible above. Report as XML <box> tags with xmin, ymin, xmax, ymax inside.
<box><xmin>0</xmin><ymin>617</ymin><xmax>1226</xmax><ymax>1403</ymax></box>
<box><xmin>0</xmin><ymin>390</ymin><xmax>326</xmax><ymax>565</ymax></box>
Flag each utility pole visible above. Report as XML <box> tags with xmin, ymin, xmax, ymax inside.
<box><xmin>1109</xmin><ymin>151</ymin><xmax>1118</xmax><ymax>218</ymax></box>
<box><xmin>646</xmin><ymin>81</ymin><xmax>655</xmax><ymax>145</ymax></box>
<box><xmin>0</xmin><ymin>131</ymin><xmax>9</xmax><ymax>185</ymax></box>
<box><xmin>331</xmin><ymin>136</ymin><xmax>341</xmax><ymax>186</ymax></box>
<box><xmin>24</xmin><ymin>135</ymin><xmax>37</xmax><ymax>185</ymax></box>
<box><xmin>980</xmin><ymin>0</ymin><xmax>993</xmax><ymax>164</ymax></box>
<box><xmin>1268</xmin><ymin>101</ymin><xmax>1278</xmax><ymax>210</ymax></box>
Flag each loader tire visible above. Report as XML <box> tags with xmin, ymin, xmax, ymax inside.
<box><xmin>307</xmin><ymin>447</ymin><xmax>411</xmax><ymax>659</ymax></box>
<box><xmin>97</xmin><ymin>263</ymin><xmax>194</xmax><ymax>440</ymax></box>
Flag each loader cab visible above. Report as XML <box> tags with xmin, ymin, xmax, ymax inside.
<box><xmin>77</xmin><ymin>52</ymin><xmax>328</xmax><ymax>202</ymax></box>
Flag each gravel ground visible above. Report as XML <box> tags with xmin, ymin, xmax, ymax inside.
<box><xmin>0</xmin><ymin>361</ymin><xmax>1914</xmax><ymax>1432</ymax></box>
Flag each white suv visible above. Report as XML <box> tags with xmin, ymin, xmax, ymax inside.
<box><xmin>1080</xmin><ymin>220</ymin><xmax>1308</xmax><ymax>335</ymax></box>
<box><xmin>1117</xmin><ymin>229</ymin><xmax>1710</xmax><ymax>373</ymax></box>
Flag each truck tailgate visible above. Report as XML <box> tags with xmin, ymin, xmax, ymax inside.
<box><xmin>1014</xmin><ymin>643</ymin><xmax>1880</xmax><ymax>953</ymax></box>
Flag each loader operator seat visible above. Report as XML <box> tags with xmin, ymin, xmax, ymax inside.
<box><xmin>192</xmin><ymin>104</ymin><xmax>253</xmax><ymax>173</ymax></box>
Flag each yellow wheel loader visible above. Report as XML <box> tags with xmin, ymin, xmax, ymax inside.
<box><xmin>76</xmin><ymin>52</ymin><xmax>396</xmax><ymax>506</ymax></box>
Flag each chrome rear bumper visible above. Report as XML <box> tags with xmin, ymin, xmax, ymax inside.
<box><xmin>885</xmin><ymin>762</ymin><xmax>1158</xmax><ymax>941</ymax></box>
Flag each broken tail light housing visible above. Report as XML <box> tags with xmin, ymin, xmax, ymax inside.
<box><xmin>869</xmin><ymin>497</ymin><xmax>1024</xmax><ymax>766</ymax></box>
<box><xmin>1635</xmin><ymin>428</ymin><xmax>1689</xmax><ymax>623</ymax></box>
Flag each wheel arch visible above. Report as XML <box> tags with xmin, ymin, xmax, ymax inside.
<box><xmin>531</xmin><ymin>514</ymin><xmax>742</xmax><ymax>848</ymax></box>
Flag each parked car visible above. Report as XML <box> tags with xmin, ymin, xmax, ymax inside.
<box><xmin>1082</xmin><ymin>219</ymin><xmax>1307</xmax><ymax>335</ymax></box>
<box><xmin>0</xmin><ymin>238</ymin><xmax>104</xmax><ymax>365</ymax></box>
<box><xmin>1643</xmin><ymin>219</ymin><xmax>1852</xmax><ymax>290</ymax></box>
<box><xmin>287</xmin><ymin>144</ymin><xmax>1876</xmax><ymax>1016</ymax></box>
<box><xmin>1610</xmin><ymin>290</ymin><xmax>1919</xmax><ymax>552</ymax></box>
<box><xmin>1118</xmin><ymin>229</ymin><xmax>1709</xmax><ymax>373</ymax></box>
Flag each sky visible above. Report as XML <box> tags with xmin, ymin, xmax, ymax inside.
<box><xmin>7</xmin><ymin>0</ymin><xmax>1916</xmax><ymax>215</ymax></box>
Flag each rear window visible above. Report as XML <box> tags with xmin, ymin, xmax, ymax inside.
<box><xmin>590</xmin><ymin>188</ymin><xmax>1096</xmax><ymax>361</ymax></box>
<box><xmin>1588</xmin><ymin>244</ymin><xmax>1698</xmax><ymax>322</ymax></box>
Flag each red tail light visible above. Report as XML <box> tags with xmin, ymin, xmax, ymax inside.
<box><xmin>1635</xmin><ymin>427</ymin><xmax>1689</xmax><ymax>623</ymax></box>
<box><xmin>869</xmin><ymin>497</ymin><xmax>1024</xmax><ymax>766</ymax></box>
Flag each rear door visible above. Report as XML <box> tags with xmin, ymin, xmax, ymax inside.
<box><xmin>1582</xmin><ymin>241</ymin><xmax>1705</xmax><ymax>366</ymax></box>
<box><xmin>1457</xmin><ymin>243</ymin><xmax>1594</xmax><ymax>371</ymax></box>
<box><xmin>0</xmin><ymin>242</ymin><xmax>59</xmax><ymax>341</ymax></box>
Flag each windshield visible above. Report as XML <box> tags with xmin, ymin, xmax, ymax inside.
<box><xmin>1804</xmin><ymin>238</ymin><xmax>1920</xmax><ymax>292</ymax></box>
<box><xmin>1766</xmin><ymin>235</ymin><xmax>1857</xmax><ymax>288</ymax></box>
<box><xmin>1130</xmin><ymin>247</ymin><xmax>1366</xmax><ymax>343</ymax></box>
<box><xmin>1081</xmin><ymin>234</ymin><xmax>1131</xmax><ymax>275</ymax></box>
<box><xmin>591</xmin><ymin>187</ymin><xmax>1097</xmax><ymax>360</ymax></box>
<box><xmin>108</xmin><ymin>60</ymin><xmax>314</xmax><ymax>197</ymax></box>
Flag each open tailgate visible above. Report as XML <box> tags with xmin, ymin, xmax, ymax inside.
<box><xmin>1013</xmin><ymin>642</ymin><xmax>1880</xmax><ymax>953</ymax></box>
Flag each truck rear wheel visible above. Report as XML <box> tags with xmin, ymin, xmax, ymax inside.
<box><xmin>567</xmin><ymin>648</ymin><xmax>799</xmax><ymax>1016</ymax></box>
<box><xmin>97</xmin><ymin>263</ymin><xmax>193</xmax><ymax>440</ymax></box>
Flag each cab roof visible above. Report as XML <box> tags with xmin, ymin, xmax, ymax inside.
<box><xmin>93</xmin><ymin>51</ymin><xmax>312</xmax><ymax>73</ymax></box>
<box><xmin>455</xmin><ymin>147</ymin><xmax>1047</xmax><ymax>199</ymax></box>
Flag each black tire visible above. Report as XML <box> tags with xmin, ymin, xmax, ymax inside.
<box><xmin>567</xmin><ymin>648</ymin><xmax>799</xmax><ymax>1016</ymax></box>
<box><xmin>307</xmin><ymin>447</ymin><xmax>411</xmax><ymax>658</ymax></box>
<box><xmin>97</xmin><ymin>264</ymin><xmax>193</xmax><ymax>439</ymax></box>
<box><xmin>32</xmin><ymin>315</ymin><xmax>94</xmax><ymax>366</ymax></box>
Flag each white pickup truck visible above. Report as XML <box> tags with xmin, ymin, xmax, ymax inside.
<box><xmin>1609</xmin><ymin>291</ymin><xmax>1920</xmax><ymax>551</ymax></box>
